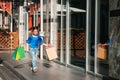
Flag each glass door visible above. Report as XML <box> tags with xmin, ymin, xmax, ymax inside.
<box><xmin>96</xmin><ymin>0</ymin><xmax>109</xmax><ymax>76</ymax></box>
<box><xmin>87</xmin><ymin>0</ymin><xmax>96</xmax><ymax>73</ymax></box>
<box><xmin>56</xmin><ymin>0</ymin><xmax>67</xmax><ymax>63</ymax></box>
<box><xmin>69</xmin><ymin>0</ymin><xmax>86</xmax><ymax>68</ymax></box>
<box><xmin>86</xmin><ymin>0</ymin><xmax>109</xmax><ymax>76</ymax></box>
<box><xmin>56</xmin><ymin>0</ymin><xmax>87</xmax><ymax>69</ymax></box>
<box><xmin>56</xmin><ymin>0</ymin><xmax>87</xmax><ymax>68</ymax></box>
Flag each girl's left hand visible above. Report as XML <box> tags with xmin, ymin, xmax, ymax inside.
<box><xmin>43</xmin><ymin>43</ymin><xmax>48</xmax><ymax>46</ymax></box>
<box><xmin>20</xmin><ymin>42</ymin><xmax>26</xmax><ymax>46</ymax></box>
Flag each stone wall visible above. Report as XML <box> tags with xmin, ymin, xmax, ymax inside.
<box><xmin>109</xmin><ymin>0</ymin><xmax>120</xmax><ymax>79</ymax></box>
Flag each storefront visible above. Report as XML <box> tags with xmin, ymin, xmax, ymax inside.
<box><xmin>0</xmin><ymin>0</ymin><xmax>115</xmax><ymax>78</ymax></box>
<box><xmin>1</xmin><ymin>0</ymin><xmax>120</xmax><ymax>79</ymax></box>
<box><xmin>43</xmin><ymin>0</ymin><xmax>109</xmax><ymax>77</ymax></box>
<box><xmin>0</xmin><ymin>0</ymin><xmax>109</xmax><ymax>77</ymax></box>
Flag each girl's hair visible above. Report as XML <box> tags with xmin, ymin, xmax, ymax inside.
<box><xmin>32</xmin><ymin>27</ymin><xmax>39</xmax><ymax>32</ymax></box>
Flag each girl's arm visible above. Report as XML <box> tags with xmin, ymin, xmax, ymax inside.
<box><xmin>26</xmin><ymin>36</ymin><xmax>31</xmax><ymax>44</ymax></box>
<box><xmin>38</xmin><ymin>36</ymin><xmax>47</xmax><ymax>46</ymax></box>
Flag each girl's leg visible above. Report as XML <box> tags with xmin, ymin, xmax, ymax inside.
<box><xmin>35</xmin><ymin>48</ymin><xmax>38</xmax><ymax>59</ymax></box>
<box><xmin>30</xmin><ymin>48</ymin><xmax>37</xmax><ymax>68</ymax></box>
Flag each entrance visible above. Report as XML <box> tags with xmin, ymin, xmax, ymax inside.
<box><xmin>56</xmin><ymin>0</ymin><xmax>86</xmax><ymax>68</ymax></box>
<box><xmin>69</xmin><ymin>0</ymin><xmax>86</xmax><ymax>68</ymax></box>
<box><xmin>50</xmin><ymin>0</ymin><xmax>109</xmax><ymax>76</ymax></box>
<box><xmin>86</xmin><ymin>0</ymin><xmax>109</xmax><ymax>76</ymax></box>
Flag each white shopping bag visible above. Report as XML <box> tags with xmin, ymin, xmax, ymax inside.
<box><xmin>46</xmin><ymin>46</ymin><xmax>58</xmax><ymax>60</ymax></box>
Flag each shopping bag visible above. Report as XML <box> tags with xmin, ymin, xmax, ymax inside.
<box><xmin>45</xmin><ymin>46</ymin><xmax>58</xmax><ymax>60</ymax></box>
<box><xmin>12</xmin><ymin>46</ymin><xmax>25</xmax><ymax>60</ymax></box>
<box><xmin>17</xmin><ymin>46</ymin><xmax>25</xmax><ymax>60</ymax></box>
<box><xmin>97</xmin><ymin>46</ymin><xmax>107</xmax><ymax>60</ymax></box>
<box><xmin>11</xmin><ymin>47</ymin><xmax>18</xmax><ymax>60</ymax></box>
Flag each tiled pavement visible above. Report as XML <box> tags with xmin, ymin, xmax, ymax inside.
<box><xmin>0</xmin><ymin>51</ymin><xmax>102</xmax><ymax>80</ymax></box>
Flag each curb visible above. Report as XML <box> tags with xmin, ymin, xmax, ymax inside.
<box><xmin>3</xmin><ymin>61</ymin><xmax>27</xmax><ymax>80</ymax></box>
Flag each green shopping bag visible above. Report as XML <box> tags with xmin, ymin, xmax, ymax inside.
<box><xmin>12</xmin><ymin>46</ymin><xmax>25</xmax><ymax>60</ymax></box>
<box><xmin>11</xmin><ymin>47</ymin><xmax>18</xmax><ymax>60</ymax></box>
<box><xmin>17</xmin><ymin>46</ymin><xmax>25</xmax><ymax>60</ymax></box>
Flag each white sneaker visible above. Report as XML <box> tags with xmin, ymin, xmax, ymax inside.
<box><xmin>33</xmin><ymin>67</ymin><xmax>38</xmax><ymax>73</ymax></box>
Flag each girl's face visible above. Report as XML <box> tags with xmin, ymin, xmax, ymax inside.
<box><xmin>33</xmin><ymin>29</ymin><xmax>38</xmax><ymax>35</ymax></box>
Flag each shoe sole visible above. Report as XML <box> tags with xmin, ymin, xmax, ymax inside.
<box><xmin>32</xmin><ymin>68</ymin><xmax>38</xmax><ymax>73</ymax></box>
<box><xmin>32</xmin><ymin>70</ymin><xmax>38</xmax><ymax>73</ymax></box>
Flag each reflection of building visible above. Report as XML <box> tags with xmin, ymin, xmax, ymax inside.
<box><xmin>0</xmin><ymin>1</ymin><xmax>11</xmax><ymax>29</ymax></box>
<box><xmin>0</xmin><ymin>1</ymin><xmax>16</xmax><ymax>49</ymax></box>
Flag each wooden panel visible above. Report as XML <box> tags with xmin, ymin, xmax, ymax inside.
<box><xmin>57</xmin><ymin>31</ymin><xmax>86</xmax><ymax>56</ymax></box>
<box><xmin>0</xmin><ymin>32</ymin><xmax>18</xmax><ymax>49</ymax></box>
<box><xmin>57</xmin><ymin>31</ymin><xmax>86</xmax><ymax>49</ymax></box>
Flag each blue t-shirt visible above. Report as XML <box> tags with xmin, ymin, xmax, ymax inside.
<box><xmin>26</xmin><ymin>35</ymin><xmax>43</xmax><ymax>48</ymax></box>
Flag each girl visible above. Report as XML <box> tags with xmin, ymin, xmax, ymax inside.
<box><xmin>26</xmin><ymin>27</ymin><xmax>47</xmax><ymax>73</ymax></box>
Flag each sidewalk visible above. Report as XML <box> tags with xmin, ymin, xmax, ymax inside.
<box><xmin>0</xmin><ymin>51</ymin><xmax>102</xmax><ymax>80</ymax></box>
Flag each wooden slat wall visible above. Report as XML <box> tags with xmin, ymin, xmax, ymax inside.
<box><xmin>57</xmin><ymin>31</ymin><xmax>86</xmax><ymax>57</ymax></box>
<box><xmin>0</xmin><ymin>32</ymin><xmax>18</xmax><ymax>49</ymax></box>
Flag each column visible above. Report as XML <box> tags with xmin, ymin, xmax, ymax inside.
<box><xmin>40</xmin><ymin>0</ymin><xmax>44</xmax><ymax>60</ymax></box>
<box><xmin>94</xmin><ymin>0</ymin><xmax>100</xmax><ymax>74</ymax></box>
<box><xmin>66</xmin><ymin>0</ymin><xmax>70</xmax><ymax>65</ymax></box>
<box><xmin>86</xmin><ymin>0</ymin><xmax>91</xmax><ymax>72</ymax></box>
